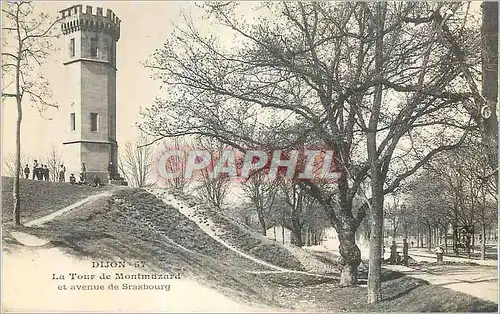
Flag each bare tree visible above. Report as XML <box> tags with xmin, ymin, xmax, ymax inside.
<box><xmin>384</xmin><ymin>198</ymin><xmax>401</xmax><ymax>239</ymax></box>
<box><xmin>279</xmin><ymin>180</ymin><xmax>317</xmax><ymax>247</ymax></box>
<box><xmin>119</xmin><ymin>131</ymin><xmax>156</xmax><ymax>187</ymax></box>
<box><xmin>159</xmin><ymin>137</ymin><xmax>191</xmax><ymax>191</ymax></box>
<box><xmin>3</xmin><ymin>153</ymin><xmax>32</xmax><ymax>178</ymax></box>
<box><xmin>46</xmin><ymin>145</ymin><xmax>62</xmax><ymax>182</ymax></box>
<box><xmin>2</xmin><ymin>1</ymin><xmax>59</xmax><ymax>224</ymax></box>
<box><xmin>193</xmin><ymin>137</ymin><xmax>231</xmax><ymax>209</ymax></box>
<box><xmin>480</xmin><ymin>1</ymin><xmax>498</xmax><ymax>179</ymax></box>
<box><xmin>141</xmin><ymin>2</ymin><xmax>477</xmax><ymax>293</ymax></box>
<box><xmin>241</xmin><ymin>169</ymin><xmax>279</xmax><ymax>236</ymax></box>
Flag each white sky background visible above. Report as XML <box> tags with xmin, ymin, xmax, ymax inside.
<box><xmin>2</xmin><ymin>1</ymin><xmax>260</xmax><ymax>173</ymax></box>
<box><xmin>1</xmin><ymin>1</ymin><xmax>483</xmax><ymax>185</ymax></box>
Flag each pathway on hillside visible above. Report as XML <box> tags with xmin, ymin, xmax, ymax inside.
<box><xmin>149</xmin><ymin>188</ymin><xmax>339</xmax><ymax>280</ymax></box>
<box><xmin>24</xmin><ymin>190</ymin><xmax>114</xmax><ymax>227</ymax></box>
<box><xmin>3</xmin><ymin>189</ymin><xmax>281</xmax><ymax>313</ymax></box>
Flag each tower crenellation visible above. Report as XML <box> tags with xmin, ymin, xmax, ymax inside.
<box><xmin>60</xmin><ymin>5</ymin><xmax>120</xmax><ymax>41</ymax></box>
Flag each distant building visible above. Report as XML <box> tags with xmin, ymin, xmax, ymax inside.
<box><xmin>321</xmin><ymin>227</ymin><xmax>369</xmax><ymax>249</ymax></box>
<box><xmin>322</xmin><ymin>227</ymin><xmax>340</xmax><ymax>250</ymax></box>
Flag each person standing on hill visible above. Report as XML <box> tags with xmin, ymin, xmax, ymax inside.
<box><xmin>403</xmin><ymin>238</ymin><xmax>409</xmax><ymax>266</ymax></box>
<box><xmin>390</xmin><ymin>241</ymin><xmax>398</xmax><ymax>265</ymax></box>
<box><xmin>43</xmin><ymin>165</ymin><xmax>49</xmax><ymax>181</ymax></box>
<box><xmin>36</xmin><ymin>163</ymin><xmax>43</xmax><ymax>180</ymax></box>
<box><xmin>23</xmin><ymin>164</ymin><xmax>30</xmax><ymax>179</ymax></box>
<box><xmin>40</xmin><ymin>165</ymin><xmax>46</xmax><ymax>180</ymax></box>
<box><xmin>32</xmin><ymin>160</ymin><xmax>39</xmax><ymax>180</ymax></box>
<box><xmin>107</xmin><ymin>162</ymin><xmax>115</xmax><ymax>180</ymax></box>
<box><xmin>58</xmin><ymin>164</ymin><xmax>66</xmax><ymax>182</ymax></box>
<box><xmin>81</xmin><ymin>163</ymin><xmax>87</xmax><ymax>182</ymax></box>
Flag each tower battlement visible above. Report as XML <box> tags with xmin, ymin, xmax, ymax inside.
<box><xmin>60</xmin><ymin>5</ymin><xmax>120</xmax><ymax>41</ymax></box>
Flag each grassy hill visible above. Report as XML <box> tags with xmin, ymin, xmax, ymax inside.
<box><xmin>1</xmin><ymin>176</ymin><xmax>112</xmax><ymax>224</ymax></box>
<box><xmin>158</xmin><ymin>188</ymin><xmax>307</xmax><ymax>271</ymax></box>
<box><xmin>2</xmin><ymin>180</ymin><xmax>497</xmax><ymax>312</ymax></box>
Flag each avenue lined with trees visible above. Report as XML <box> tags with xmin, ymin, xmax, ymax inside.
<box><xmin>140</xmin><ymin>2</ymin><xmax>497</xmax><ymax>304</ymax></box>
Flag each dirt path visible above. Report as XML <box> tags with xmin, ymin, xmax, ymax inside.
<box><xmin>311</xmin><ymin>244</ymin><xmax>498</xmax><ymax>303</ymax></box>
<box><xmin>24</xmin><ymin>191</ymin><xmax>113</xmax><ymax>227</ymax></box>
<box><xmin>383</xmin><ymin>264</ymin><xmax>498</xmax><ymax>303</ymax></box>
<box><xmin>2</xmin><ymin>191</ymin><xmax>277</xmax><ymax>313</ymax></box>
<box><xmin>149</xmin><ymin>188</ymin><xmax>338</xmax><ymax>280</ymax></box>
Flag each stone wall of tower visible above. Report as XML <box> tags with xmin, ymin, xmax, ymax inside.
<box><xmin>80</xmin><ymin>60</ymin><xmax>110</xmax><ymax>143</ymax></box>
<box><xmin>60</xmin><ymin>4</ymin><xmax>121</xmax><ymax>184</ymax></box>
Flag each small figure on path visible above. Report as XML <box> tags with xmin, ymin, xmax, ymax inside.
<box><xmin>390</xmin><ymin>241</ymin><xmax>397</xmax><ymax>265</ymax></box>
<box><xmin>107</xmin><ymin>162</ymin><xmax>115</xmax><ymax>180</ymax></box>
<box><xmin>79</xmin><ymin>172</ymin><xmax>87</xmax><ymax>185</ymax></box>
<box><xmin>43</xmin><ymin>165</ymin><xmax>49</xmax><ymax>181</ymax></box>
<box><xmin>24</xmin><ymin>164</ymin><xmax>30</xmax><ymax>179</ymax></box>
<box><xmin>69</xmin><ymin>174</ymin><xmax>76</xmax><ymax>185</ymax></box>
<box><xmin>58</xmin><ymin>164</ymin><xmax>66</xmax><ymax>182</ymax></box>
<box><xmin>81</xmin><ymin>163</ymin><xmax>87</xmax><ymax>182</ymax></box>
<box><xmin>403</xmin><ymin>238</ymin><xmax>409</xmax><ymax>266</ymax></box>
<box><xmin>410</xmin><ymin>240</ymin><xmax>414</xmax><ymax>248</ymax></box>
<box><xmin>435</xmin><ymin>245</ymin><xmax>444</xmax><ymax>264</ymax></box>
<box><xmin>32</xmin><ymin>160</ymin><xmax>38</xmax><ymax>180</ymax></box>
<box><xmin>92</xmin><ymin>174</ymin><xmax>103</xmax><ymax>187</ymax></box>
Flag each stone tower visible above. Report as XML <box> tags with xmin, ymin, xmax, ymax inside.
<box><xmin>60</xmin><ymin>4</ymin><xmax>123</xmax><ymax>184</ymax></box>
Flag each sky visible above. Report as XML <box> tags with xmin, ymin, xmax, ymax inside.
<box><xmin>1</xmin><ymin>1</ymin><xmax>483</xmax><ymax>177</ymax></box>
<box><xmin>1</xmin><ymin>1</ymin><xmax>221</xmax><ymax>171</ymax></box>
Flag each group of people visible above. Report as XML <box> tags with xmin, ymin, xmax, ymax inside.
<box><xmin>24</xmin><ymin>159</ymin><xmax>117</xmax><ymax>188</ymax></box>
<box><xmin>68</xmin><ymin>162</ymin><xmax>103</xmax><ymax>187</ymax></box>
<box><xmin>387</xmin><ymin>238</ymin><xmax>410</xmax><ymax>266</ymax></box>
<box><xmin>24</xmin><ymin>160</ymin><xmax>51</xmax><ymax>181</ymax></box>
<box><xmin>67</xmin><ymin>162</ymin><xmax>116</xmax><ymax>187</ymax></box>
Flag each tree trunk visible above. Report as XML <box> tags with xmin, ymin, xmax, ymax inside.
<box><xmin>367</xmin><ymin>2</ymin><xmax>386</xmax><ymax>304</ymax></box>
<box><xmin>417</xmin><ymin>229</ymin><xmax>420</xmax><ymax>248</ymax></box>
<box><xmin>428</xmin><ymin>227</ymin><xmax>432</xmax><ymax>251</ymax></box>
<box><xmin>481</xmin><ymin>1</ymin><xmax>499</xmax><ymax>174</ymax></box>
<box><xmin>481</xmin><ymin>224</ymin><xmax>486</xmax><ymax>260</ymax></box>
<box><xmin>292</xmin><ymin>226</ymin><xmax>303</xmax><ymax>247</ymax></box>
<box><xmin>367</xmin><ymin>186</ymin><xmax>384</xmax><ymax>303</ymax></box>
<box><xmin>444</xmin><ymin>233</ymin><xmax>448</xmax><ymax>253</ymax></box>
<box><xmin>305</xmin><ymin>226</ymin><xmax>311</xmax><ymax>246</ymax></box>
<box><xmin>12</xmin><ymin>40</ymin><xmax>22</xmax><ymax>226</ymax></box>
<box><xmin>282</xmin><ymin>226</ymin><xmax>285</xmax><ymax>245</ymax></box>
<box><xmin>471</xmin><ymin>228</ymin><xmax>475</xmax><ymax>250</ymax></box>
<box><xmin>258</xmin><ymin>211</ymin><xmax>266</xmax><ymax>236</ymax></box>
<box><xmin>337</xmin><ymin>226</ymin><xmax>361</xmax><ymax>287</ymax></box>
<box><xmin>13</xmin><ymin>100</ymin><xmax>21</xmax><ymax>225</ymax></box>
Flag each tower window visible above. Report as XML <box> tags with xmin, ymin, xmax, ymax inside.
<box><xmin>70</xmin><ymin>113</ymin><xmax>75</xmax><ymax>131</ymax></box>
<box><xmin>69</xmin><ymin>38</ymin><xmax>75</xmax><ymax>57</ymax></box>
<box><xmin>90</xmin><ymin>113</ymin><xmax>99</xmax><ymax>132</ymax></box>
<box><xmin>90</xmin><ymin>38</ymin><xmax>98</xmax><ymax>58</ymax></box>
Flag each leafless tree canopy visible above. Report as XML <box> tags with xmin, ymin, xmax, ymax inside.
<box><xmin>2</xmin><ymin>1</ymin><xmax>60</xmax><ymax>224</ymax></box>
<box><xmin>119</xmin><ymin>132</ymin><xmax>156</xmax><ymax>188</ymax></box>
<box><xmin>140</xmin><ymin>2</ymin><xmax>487</xmax><ymax>292</ymax></box>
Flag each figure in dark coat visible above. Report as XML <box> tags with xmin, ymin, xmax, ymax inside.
<box><xmin>32</xmin><ymin>160</ymin><xmax>39</xmax><ymax>180</ymax></box>
<box><xmin>24</xmin><ymin>164</ymin><xmax>30</xmax><ymax>179</ymax></box>
<box><xmin>403</xmin><ymin>238</ymin><xmax>409</xmax><ymax>266</ymax></box>
<box><xmin>390</xmin><ymin>241</ymin><xmax>398</xmax><ymax>265</ymax></box>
